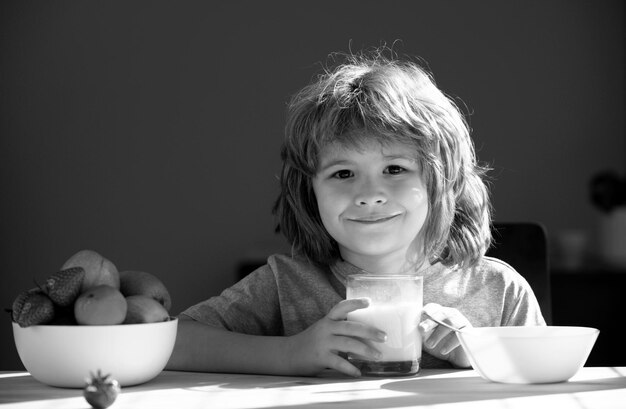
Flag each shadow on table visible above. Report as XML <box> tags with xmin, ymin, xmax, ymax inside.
<box><xmin>211</xmin><ymin>370</ymin><xmax>626</xmax><ymax>409</ymax></box>
<box><xmin>2</xmin><ymin>369</ymin><xmax>625</xmax><ymax>408</ymax></box>
<box><xmin>170</xmin><ymin>369</ymin><xmax>626</xmax><ymax>409</ymax></box>
<box><xmin>378</xmin><ymin>373</ymin><xmax>626</xmax><ymax>407</ymax></box>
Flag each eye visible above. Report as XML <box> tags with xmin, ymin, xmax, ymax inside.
<box><xmin>385</xmin><ymin>165</ymin><xmax>407</xmax><ymax>175</ymax></box>
<box><xmin>331</xmin><ymin>169</ymin><xmax>354</xmax><ymax>179</ymax></box>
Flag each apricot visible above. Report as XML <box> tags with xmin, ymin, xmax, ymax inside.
<box><xmin>123</xmin><ymin>295</ymin><xmax>169</xmax><ymax>324</ymax></box>
<box><xmin>62</xmin><ymin>249</ymin><xmax>120</xmax><ymax>292</ymax></box>
<box><xmin>74</xmin><ymin>285</ymin><xmax>127</xmax><ymax>325</ymax></box>
<box><xmin>119</xmin><ymin>271</ymin><xmax>171</xmax><ymax>311</ymax></box>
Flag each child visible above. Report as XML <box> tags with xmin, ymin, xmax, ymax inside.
<box><xmin>166</xmin><ymin>50</ymin><xmax>545</xmax><ymax>377</ymax></box>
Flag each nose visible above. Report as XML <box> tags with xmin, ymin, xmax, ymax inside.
<box><xmin>354</xmin><ymin>179</ymin><xmax>387</xmax><ymax>206</ymax></box>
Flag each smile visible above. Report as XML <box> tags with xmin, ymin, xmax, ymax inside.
<box><xmin>349</xmin><ymin>214</ymin><xmax>400</xmax><ymax>224</ymax></box>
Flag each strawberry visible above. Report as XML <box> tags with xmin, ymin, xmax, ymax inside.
<box><xmin>84</xmin><ymin>370</ymin><xmax>121</xmax><ymax>409</ymax></box>
<box><xmin>10</xmin><ymin>289</ymin><xmax>34</xmax><ymax>322</ymax></box>
<box><xmin>43</xmin><ymin>267</ymin><xmax>85</xmax><ymax>307</ymax></box>
<box><xmin>11</xmin><ymin>288</ymin><xmax>55</xmax><ymax>327</ymax></box>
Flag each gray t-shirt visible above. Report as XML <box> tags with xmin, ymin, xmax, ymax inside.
<box><xmin>181</xmin><ymin>253</ymin><xmax>545</xmax><ymax>368</ymax></box>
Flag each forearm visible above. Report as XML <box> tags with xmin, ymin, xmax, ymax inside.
<box><xmin>166</xmin><ymin>318</ymin><xmax>292</xmax><ymax>375</ymax></box>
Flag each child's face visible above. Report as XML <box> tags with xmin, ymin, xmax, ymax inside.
<box><xmin>312</xmin><ymin>135</ymin><xmax>429</xmax><ymax>273</ymax></box>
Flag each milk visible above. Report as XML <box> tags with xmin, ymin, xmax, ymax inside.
<box><xmin>347</xmin><ymin>301</ymin><xmax>421</xmax><ymax>361</ymax></box>
<box><xmin>346</xmin><ymin>274</ymin><xmax>423</xmax><ymax>375</ymax></box>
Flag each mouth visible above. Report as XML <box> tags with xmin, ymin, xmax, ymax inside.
<box><xmin>349</xmin><ymin>214</ymin><xmax>401</xmax><ymax>224</ymax></box>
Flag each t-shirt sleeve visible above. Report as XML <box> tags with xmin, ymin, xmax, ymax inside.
<box><xmin>178</xmin><ymin>263</ymin><xmax>284</xmax><ymax>335</ymax></box>
<box><xmin>499</xmin><ymin>266</ymin><xmax>547</xmax><ymax>327</ymax></box>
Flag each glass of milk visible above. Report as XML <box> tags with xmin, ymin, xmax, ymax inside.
<box><xmin>346</xmin><ymin>274</ymin><xmax>423</xmax><ymax>376</ymax></box>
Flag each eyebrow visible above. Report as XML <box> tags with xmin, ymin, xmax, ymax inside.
<box><xmin>317</xmin><ymin>154</ymin><xmax>417</xmax><ymax>172</ymax></box>
<box><xmin>317</xmin><ymin>159</ymin><xmax>352</xmax><ymax>172</ymax></box>
<box><xmin>383</xmin><ymin>154</ymin><xmax>417</xmax><ymax>162</ymax></box>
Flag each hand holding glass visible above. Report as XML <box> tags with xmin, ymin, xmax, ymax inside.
<box><xmin>346</xmin><ymin>275</ymin><xmax>423</xmax><ymax>376</ymax></box>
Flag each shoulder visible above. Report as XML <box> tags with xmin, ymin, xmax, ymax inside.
<box><xmin>266</xmin><ymin>253</ymin><xmax>313</xmax><ymax>270</ymax></box>
<box><xmin>263</xmin><ymin>253</ymin><xmax>319</xmax><ymax>275</ymax></box>
<box><xmin>476</xmin><ymin>256</ymin><xmax>518</xmax><ymax>277</ymax></box>
<box><xmin>476</xmin><ymin>257</ymin><xmax>546</xmax><ymax>326</ymax></box>
<box><xmin>239</xmin><ymin>253</ymin><xmax>332</xmax><ymax>289</ymax></box>
<box><xmin>262</xmin><ymin>253</ymin><xmax>331</xmax><ymax>283</ymax></box>
<box><xmin>239</xmin><ymin>253</ymin><xmax>312</xmax><ymax>280</ymax></box>
<box><xmin>442</xmin><ymin>256</ymin><xmax>529</xmax><ymax>292</ymax></box>
<box><xmin>473</xmin><ymin>256</ymin><xmax>534</xmax><ymax>294</ymax></box>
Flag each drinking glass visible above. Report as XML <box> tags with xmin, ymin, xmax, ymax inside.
<box><xmin>346</xmin><ymin>274</ymin><xmax>423</xmax><ymax>376</ymax></box>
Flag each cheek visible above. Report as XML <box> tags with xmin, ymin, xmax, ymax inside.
<box><xmin>407</xmin><ymin>187</ymin><xmax>429</xmax><ymax>227</ymax></box>
<box><xmin>314</xmin><ymin>185</ymin><xmax>337</xmax><ymax>222</ymax></box>
<box><xmin>408</xmin><ymin>186</ymin><xmax>428</xmax><ymax>208</ymax></box>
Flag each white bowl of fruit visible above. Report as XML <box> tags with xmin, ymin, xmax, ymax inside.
<box><xmin>11</xmin><ymin>250</ymin><xmax>178</xmax><ymax>389</ymax></box>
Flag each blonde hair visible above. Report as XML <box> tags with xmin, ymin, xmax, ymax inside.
<box><xmin>274</xmin><ymin>51</ymin><xmax>492</xmax><ymax>269</ymax></box>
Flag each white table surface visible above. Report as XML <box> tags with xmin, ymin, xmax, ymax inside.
<box><xmin>1</xmin><ymin>367</ymin><xmax>625</xmax><ymax>409</ymax></box>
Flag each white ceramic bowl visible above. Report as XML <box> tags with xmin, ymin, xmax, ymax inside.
<box><xmin>12</xmin><ymin>318</ymin><xmax>178</xmax><ymax>388</ymax></box>
<box><xmin>457</xmin><ymin>326</ymin><xmax>599</xmax><ymax>384</ymax></box>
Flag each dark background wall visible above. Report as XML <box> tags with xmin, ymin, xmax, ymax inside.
<box><xmin>1</xmin><ymin>1</ymin><xmax>623</xmax><ymax>369</ymax></box>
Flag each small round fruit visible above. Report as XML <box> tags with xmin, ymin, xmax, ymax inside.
<box><xmin>84</xmin><ymin>370</ymin><xmax>120</xmax><ymax>409</ymax></box>
<box><xmin>124</xmin><ymin>295</ymin><xmax>169</xmax><ymax>324</ymax></box>
<box><xmin>119</xmin><ymin>270</ymin><xmax>172</xmax><ymax>311</ymax></box>
<box><xmin>74</xmin><ymin>285</ymin><xmax>127</xmax><ymax>325</ymax></box>
<box><xmin>62</xmin><ymin>249</ymin><xmax>120</xmax><ymax>292</ymax></box>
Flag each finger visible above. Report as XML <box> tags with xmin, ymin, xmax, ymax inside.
<box><xmin>448</xmin><ymin>346</ymin><xmax>472</xmax><ymax>368</ymax></box>
<box><xmin>420</xmin><ymin>304</ymin><xmax>449</xmax><ymax>335</ymax></box>
<box><xmin>422</xmin><ymin>303</ymin><xmax>450</xmax><ymax>324</ymax></box>
<box><xmin>334</xmin><ymin>320</ymin><xmax>387</xmax><ymax>343</ymax></box>
<box><xmin>333</xmin><ymin>335</ymin><xmax>381</xmax><ymax>361</ymax></box>
<box><xmin>327</xmin><ymin>353</ymin><xmax>361</xmax><ymax>377</ymax></box>
<box><xmin>421</xmin><ymin>305</ymin><xmax>469</xmax><ymax>334</ymax></box>
<box><xmin>424</xmin><ymin>325</ymin><xmax>453</xmax><ymax>349</ymax></box>
<box><xmin>439</xmin><ymin>334</ymin><xmax>462</xmax><ymax>356</ymax></box>
<box><xmin>422</xmin><ymin>302</ymin><xmax>443</xmax><ymax>318</ymax></box>
<box><xmin>418</xmin><ymin>318</ymin><xmax>438</xmax><ymax>334</ymax></box>
<box><xmin>327</xmin><ymin>298</ymin><xmax>370</xmax><ymax>321</ymax></box>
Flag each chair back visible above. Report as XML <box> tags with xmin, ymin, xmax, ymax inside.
<box><xmin>486</xmin><ymin>222</ymin><xmax>552</xmax><ymax>324</ymax></box>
